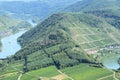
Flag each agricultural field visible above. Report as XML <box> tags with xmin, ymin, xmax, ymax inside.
<box><xmin>1</xmin><ymin>63</ymin><xmax>120</xmax><ymax>80</ymax></box>
<box><xmin>0</xmin><ymin>61</ymin><xmax>23</xmax><ymax>80</ymax></box>
<box><xmin>21</xmin><ymin>66</ymin><xmax>60</xmax><ymax>80</ymax></box>
<box><xmin>0</xmin><ymin>61</ymin><xmax>23</xmax><ymax>75</ymax></box>
<box><xmin>1</xmin><ymin>0</ymin><xmax>120</xmax><ymax>80</ymax></box>
<box><xmin>62</xmin><ymin>64</ymin><xmax>113</xmax><ymax>80</ymax></box>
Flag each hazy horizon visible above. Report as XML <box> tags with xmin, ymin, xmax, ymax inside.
<box><xmin>0</xmin><ymin>0</ymin><xmax>37</xmax><ymax>2</ymax></box>
<box><xmin>0</xmin><ymin>0</ymin><xmax>82</xmax><ymax>2</ymax></box>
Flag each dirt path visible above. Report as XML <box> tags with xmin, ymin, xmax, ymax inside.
<box><xmin>0</xmin><ymin>72</ymin><xmax>18</xmax><ymax>78</ymax></box>
<box><xmin>97</xmin><ymin>72</ymin><xmax>119</xmax><ymax>80</ymax></box>
<box><xmin>101</xmin><ymin>22</ymin><xmax>120</xmax><ymax>44</ymax></box>
<box><xmin>17</xmin><ymin>73</ymin><xmax>22</xmax><ymax>80</ymax></box>
<box><xmin>97</xmin><ymin>67</ymin><xmax>119</xmax><ymax>80</ymax></box>
<box><xmin>109</xmin><ymin>33</ymin><xmax>120</xmax><ymax>43</ymax></box>
<box><xmin>97</xmin><ymin>75</ymin><xmax>113</xmax><ymax>80</ymax></box>
<box><xmin>25</xmin><ymin>73</ymin><xmax>41</xmax><ymax>78</ymax></box>
<box><xmin>57</xmin><ymin>70</ymin><xmax>74</xmax><ymax>80</ymax></box>
<box><xmin>52</xmin><ymin>74</ymin><xmax>67</xmax><ymax>80</ymax></box>
<box><xmin>78</xmin><ymin>38</ymin><xmax>108</xmax><ymax>45</ymax></box>
<box><xmin>108</xmin><ymin>69</ymin><xmax>119</xmax><ymax>80</ymax></box>
<box><xmin>113</xmin><ymin>72</ymin><xmax>119</xmax><ymax>80</ymax></box>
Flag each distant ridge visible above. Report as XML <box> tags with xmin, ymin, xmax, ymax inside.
<box><xmin>65</xmin><ymin>0</ymin><xmax>120</xmax><ymax>12</ymax></box>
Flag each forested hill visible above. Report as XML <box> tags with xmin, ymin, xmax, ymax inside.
<box><xmin>1</xmin><ymin>0</ymin><xmax>120</xmax><ymax>79</ymax></box>
<box><xmin>15</xmin><ymin>13</ymin><xmax>95</xmax><ymax>71</ymax></box>
<box><xmin>14</xmin><ymin>12</ymin><xmax>104</xmax><ymax>71</ymax></box>
<box><xmin>11</xmin><ymin>12</ymin><xmax>119</xmax><ymax>71</ymax></box>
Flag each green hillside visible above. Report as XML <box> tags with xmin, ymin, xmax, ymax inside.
<box><xmin>0</xmin><ymin>14</ymin><xmax>31</xmax><ymax>34</ymax></box>
<box><xmin>63</xmin><ymin>0</ymin><xmax>120</xmax><ymax>57</ymax></box>
<box><xmin>14</xmin><ymin>13</ymin><xmax>95</xmax><ymax>71</ymax></box>
<box><xmin>1</xmin><ymin>0</ymin><xmax>120</xmax><ymax>80</ymax></box>
<box><xmin>7</xmin><ymin>12</ymin><xmax>117</xmax><ymax>71</ymax></box>
<box><xmin>17</xmin><ymin>12</ymin><xmax>120</xmax><ymax>54</ymax></box>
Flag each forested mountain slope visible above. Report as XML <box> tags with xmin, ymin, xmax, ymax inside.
<box><xmin>1</xmin><ymin>0</ymin><xmax>120</xmax><ymax>80</ymax></box>
<box><xmin>15</xmin><ymin>13</ymin><xmax>95</xmax><ymax>71</ymax></box>
<box><xmin>12</xmin><ymin>12</ymin><xmax>119</xmax><ymax>71</ymax></box>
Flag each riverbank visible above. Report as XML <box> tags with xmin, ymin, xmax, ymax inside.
<box><xmin>0</xmin><ymin>30</ymin><xmax>26</xmax><ymax>58</ymax></box>
<box><xmin>100</xmin><ymin>53</ymin><xmax>120</xmax><ymax>70</ymax></box>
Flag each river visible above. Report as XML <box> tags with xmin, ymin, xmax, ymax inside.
<box><xmin>0</xmin><ymin>19</ymin><xmax>36</xmax><ymax>58</ymax></box>
<box><xmin>0</xmin><ymin>30</ymin><xmax>26</xmax><ymax>58</ymax></box>
<box><xmin>100</xmin><ymin>54</ymin><xmax>120</xmax><ymax>70</ymax></box>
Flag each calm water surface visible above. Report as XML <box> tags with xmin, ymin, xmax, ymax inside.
<box><xmin>0</xmin><ymin>30</ymin><xmax>26</xmax><ymax>58</ymax></box>
<box><xmin>100</xmin><ymin>54</ymin><xmax>120</xmax><ymax>70</ymax></box>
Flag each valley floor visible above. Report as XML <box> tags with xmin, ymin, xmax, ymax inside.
<box><xmin>0</xmin><ymin>62</ymin><xmax>119</xmax><ymax>80</ymax></box>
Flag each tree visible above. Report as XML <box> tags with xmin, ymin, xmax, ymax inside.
<box><xmin>118</xmin><ymin>58</ymin><xmax>120</xmax><ymax>65</ymax></box>
<box><xmin>23</xmin><ymin>55</ymin><xmax>28</xmax><ymax>73</ymax></box>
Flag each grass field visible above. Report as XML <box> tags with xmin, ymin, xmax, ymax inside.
<box><xmin>62</xmin><ymin>64</ymin><xmax>113</xmax><ymax>80</ymax></box>
<box><xmin>21</xmin><ymin>66</ymin><xmax>60</xmax><ymax>80</ymax></box>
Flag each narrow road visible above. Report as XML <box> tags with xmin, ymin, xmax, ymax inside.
<box><xmin>0</xmin><ymin>72</ymin><xmax>18</xmax><ymax>78</ymax></box>
<box><xmin>97</xmin><ymin>67</ymin><xmax>119</xmax><ymax>80</ymax></box>
<box><xmin>57</xmin><ymin>70</ymin><xmax>74</xmax><ymax>80</ymax></box>
<box><xmin>101</xmin><ymin>22</ymin><xmax>120</xmax><ymax>44</ymax></box>
<box><xmin>113</xmin><ymin>72</ymin><xmax>119</xmax><ymax>80</ymax></box>
<box><xmin>97</xmin><ymin>75</ymin><xmax>113</xmax><ymax>80</ymax></box>
<box><xmin>109</xmin><ymin>33</ymin><xmax>120</xmax><ymax>43</ymax></box>
<box><xmin>17</xmin><ymin>73</ymin><xmax>22</xmax><ymax>80</ymax></box>
<box><xmin>26</xmin><ymin>73</ymin><xmax>43</xmax><ymax>79</ymax></box>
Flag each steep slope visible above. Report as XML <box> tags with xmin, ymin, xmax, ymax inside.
<box><xmin>9</xmin><ymin>12</ymin><xmax>119</xmax><ymax>71</ymax></box>
<box><xmin>11</xmin><ymin>13</ymin><xmax>101</xmax><ymax>71</ymax></box>
<box><xmin>1</xmin><ymin>1</ymin><xmax>120</xmax><ymax>80</ymax></box>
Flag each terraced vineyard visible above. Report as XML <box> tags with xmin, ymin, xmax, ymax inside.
<box><xmin>69</xmin><ymin>22</ymin><xmax>120</xmax><ymax>54</ymax></box>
